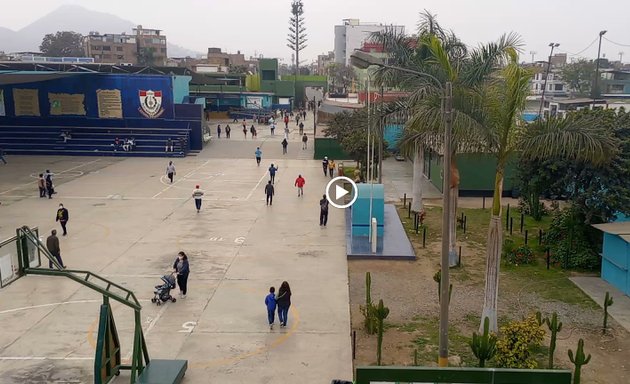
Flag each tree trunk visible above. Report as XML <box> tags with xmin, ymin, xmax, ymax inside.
<box><xmin>411</xmin><ymin>143</ymin><xmax>424</xmax><ymax>213</ymax></box>
<box><xmin>448</xmin><ymin>156</ymin><xmax>460</xmax><ymax>267</ymax></box>
<box><xmin>480</xmin><ymin>167</ymin><xmax>505</xmax><ymax>333</ymax></box>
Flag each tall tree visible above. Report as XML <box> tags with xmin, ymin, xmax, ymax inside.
<box><xmin>560</xmin><ymin>59</ymin><xmax>596</xmax><ymax>97</ymax></box>
<box><xmin>138</xmin><ymin>47</ymin><xmax>156</xmax><ymax>66</ymax></box>
<box><xmin>328</xmin><ymin>63</ymin><xmax>357</xmax><ymax>94</ymax></box>
<box><xmin>287</xmin><ymin>0</ymin><xmax>307</xmax><ymax>77</ymax></box>
<box><xmin>478</xmin><ymin>62</ymin><xmax>618</xmax><ymax>332</ymax></box>
<box><xmin>40</xmin><ymin>31</ymin><xmax>84</xmax><ymax>57</ymax></box>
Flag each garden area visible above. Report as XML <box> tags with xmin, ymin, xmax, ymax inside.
<box><xmin>347</xmin><ymin>203</ymin><xmax>630</xmax><ymax>384</ymax></box>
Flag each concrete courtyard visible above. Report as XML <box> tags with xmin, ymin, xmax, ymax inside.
<box><xmin>0</xmin><ymin>122</ymin><xmax>353</xmax><ymax>383</ymax></box>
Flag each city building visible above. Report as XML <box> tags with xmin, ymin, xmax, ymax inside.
<box><xmin>133</xmin><ymin>26</ymin><xmax>167</xmax><ymax>66</ymax></box>
<box><xmin>202</xmin><ymin>48</ymin><xmax>257</xmax><ymax>73</ymax></box>
<box><xmin>84</xmin><ymin>32</ymin><xmax>138</xmax><ymax>64</ymax></box>
<box><xmin>601</xmin><ymin>69</ymin><xmax>630</xmax><ymax>97</ymax></box>
<box><xmin>333</xmin><ymin>19</ymin><xmax>404</xmax><ymax>66</ymax></box>
<box><xmin>316</xmin><ymin>51</ymin><xmax>334</xmax><ymax>75</ymax></box>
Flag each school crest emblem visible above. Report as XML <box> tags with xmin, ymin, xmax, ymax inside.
<box><xmin>138</xmin><ymin>90</ymin><xmax>164</xmax><ymax>118</ymax></box>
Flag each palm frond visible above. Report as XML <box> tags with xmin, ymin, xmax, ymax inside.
<box><xmin>519</xmin><ymin>116</ymin><xmax>619</xmax><ymax>165</ymax></box>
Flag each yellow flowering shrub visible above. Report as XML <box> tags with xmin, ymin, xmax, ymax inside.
<box><xmin>495</xmin><ymin>314</ymin><xmax>546</xmax><ymax>368</ymax></box>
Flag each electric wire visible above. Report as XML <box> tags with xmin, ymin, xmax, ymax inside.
<box><xmin>603</xmin><ymin>36</ymin><xmax>630</xmax><ymax>48</ymax></box>
<box><xmin>555</xmin><ymin>37</ymin><xmax>599</xmax><ymax>57</ymax></box>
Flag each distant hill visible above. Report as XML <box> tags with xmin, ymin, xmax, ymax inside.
<box><xmin>0</xmin><ymin>4</ymin><xmax>201</xmax><ymax>58</ymax></box>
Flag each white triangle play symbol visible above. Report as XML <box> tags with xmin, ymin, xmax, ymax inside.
<box><xmin>335</xmin><ymin>185</ymin><xmax>349</xmax><ymax>200</ymax></box>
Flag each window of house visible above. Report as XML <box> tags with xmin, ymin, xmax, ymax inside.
<box><xmin>116</xmin><ymin>46</ymin><xmax>123</xmax><ymax>52</ymax></box>
<box><xmin>92</xmin><ymin>45</ymin><xmax>101</xmax><ymax>50</ymax></box>
<box><xmin>554</xmin><ymin>84</ymin><xmax>563</xmax><ymax>91</ymax></box>
<box><xmin>102</xmin><ymin>46</ymin><xmax>111</xmax><ymax>51</ymax></box>
<box><xmin>610</xmin><ymin>84</ymin><xmax>625</xmax><ymax>93</ymax></box>
<box><xmin>103</xmin><ymin>54</ymin><xmax>112</xmax><ymax>59</ymax></box>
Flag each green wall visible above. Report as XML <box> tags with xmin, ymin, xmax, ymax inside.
<box><xmin>314</xmin><ymin>138</ymin><xmax>351</xmax><ymax>161</ymax></box>
<box><xmin>427</xmin><ymin>152</ymin><xmax>517</xmax><ymax>197</ymax></box>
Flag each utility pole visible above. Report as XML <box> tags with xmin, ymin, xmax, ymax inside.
<box><xmin>619</xmin><ymin>52</ymin><xmax>624</xmax><ymax>63</ymax></box>
<box><xmin>438</xmin><ymin>81</ymin><xmax>453</xmax><ymax>368</ymax></box>
<box><xmin>538</xmin><ymin>42</ymin><xmax>559</xmax><ymax>119</ymax></box>
<box><xmin>593</xmin><ymin>30</ymin><xmax>607</xmax><ymax>102</ymax></box>
<box><xmin>378</xmin><ymin>86</ymin><xmax>384</xmax><ymax>184</ymax></box>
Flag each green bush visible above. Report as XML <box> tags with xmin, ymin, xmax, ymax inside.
<box><xmin>544</xmin><ymin>207</ymin><xmax>601</xmax><ymax>270</ymax></box>
<box><xmin>505</xmin><ymin>245</ymin><xmax>534</xmax><ymax>265</ymax></box>
<box><xmin>495</xmin><ymin>315</ymin><xmax>546</xmax><ymax>369</ymax></box>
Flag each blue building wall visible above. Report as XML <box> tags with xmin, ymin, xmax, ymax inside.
<box><xmin>384</xmin><ymin>124</ymin><xmax>403</xmax><ymax>151</ymax></box>
<box><xmin>601</xmin><ymin>233</ymin><xmax>630</xmax><ymax>296</ymax></box>
<box><xmin>172</xmin><ymin>75</ymin><xmax>192</xmax><ymax>104</ymax></box>
<box><xmin>352</xmin><ymin>184</ymin><xmax>384</xmax><ymax>237</ymax></box>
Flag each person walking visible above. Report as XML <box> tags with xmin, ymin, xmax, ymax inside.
<box><xmin>38</xmin><ymin>173</ymin><xmax>46</xmax><ymax>198</ymax></box>
<box><xmin>298</xmin><ymin>121</ymin><xmax>304</xmax><ymax>135</ymax></box>
<box><xmin>322</xmin><ymin>156</ymin><xmax>329</xmax><ymax>176</ymax></box>
<box><xmin>242</xmin><ymin>122</ymin><xmax>248</xmax><ymax>138</ymax></box>
<box><xmin>45</xmin><ymin>172</ymin><xmax>54</xmax><ymax>199</ymax></box>
<box><xmin>264</xmin><ymin>286</ymin><xmax>277</xmax><ymax>329</ymax></box>
<box><xmin>268</xmin><ymin>163</ymin><xmax>278</xmax><ymax>184</ymax></box>
<box><xmin>328</xmin><ymin>159</ymin><xmax>336</xmax><ymax>178</ymax></box>
<box><xmin>294</xmin><ymin>174</ymin><xmax>305</xmax><ymax>197</ymax></box>
<box><xmin>264</xmin><ymin>180</ymin><xmax>275</xmax><ymax>206</ymax></box>
<box><xmin>302</xmin><ymin>133</ymin><xmax>308</xmax><ymax>150</ymax></box>
<box><xmin>255</xmin><ymin>147</ymin><xmax>262</xmax><ymax>166</ymax></box>
<box><xmin>283</xmin><ymin>115</ymin><xmax>289</xmax><ymax>129</ymax></box>
<box><xmin>217</xmin><ymin>124</ymin><xmax>222</xmax><ymax>139</ymax></box>
<box><xmin>270</xmin><ymin>123</ymin><xmax>276</xmax><ymax>136</ymax></box>
<box><xmin>56</xmin><ymin>203</ymin><xmax>69</xmax><ymax>236</ymax></box>
<box><xmin>281</xmin><ymin>138</ymin><xmax>288</xmax><ymax>155</ymax></box>
<box><xmin>225</xmin><ymin>124</ymin><xmax>231</xmax><ymax>138</ymax></box>
<box><xmin>46</xmin><ymin>229</ymin><xmax>66</xmax><ymax>269</ymax></box>
<box><xmin>0</xmin><ymin>147</ymin><xmax>6</xmax><ymax>164</ymax></box>
<box><xmin>173</xmin><ymin>251</ymin><xmax>190</xmax><ymax>298</ymax></box>
<box><xmin>166</xmin><ymin>161</ymin><xmax>176</xmax><ymax>183</ymax></box>
<box><xmin>192</xmin><ymin>185</ymin><xmax>204</xmax><ymax>213</ymax></box>
<box><xmin>319</xmin><ymin>195</ymin><xmax>329</xmax><ymax>226</ymax></box>
<box><xmin>276</xmin><ymin>281</ymin><xmax>292</xmax><ymax>327</ymax></box>
<box><xmin>250</xmin><ymin>125</ymin><xmax>255</xmax><ymax>138</ymax></box>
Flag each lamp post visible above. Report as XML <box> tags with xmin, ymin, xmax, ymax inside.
<box><xmin>593</xmin><ymin>30</ymin><xmax>607</xmax><ymax>102</ymax></box>
<box><xmin>351</xmin><ymin>50</ymin><xmax>453</xmax><ymax>367</ymax></box>
<box><xmin>538</xmin><ymin>43</ymin><xmax>559</xmax><ymax>119</ymax></box>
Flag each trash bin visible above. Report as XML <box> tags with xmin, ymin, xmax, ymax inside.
<box><xmin>338</xmin><ymin>162</ymin><xmax>344</xmax><ymax>177</ymax></box>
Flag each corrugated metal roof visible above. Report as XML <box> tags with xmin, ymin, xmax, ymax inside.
<box><xmin>592</xmin><ymin>222</ymin><xmax>630</xmax><ymax>235</ymax></box>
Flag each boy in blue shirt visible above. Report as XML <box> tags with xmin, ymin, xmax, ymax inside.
<box><xmin>264</xmin><ymin>287</ymin><xmax>277</xmax><ymax>329</ymax></box>
<box><xmin>255</xmin><ymin>147</ymin><xmax>262</xmax><ymax>166</ymax></box>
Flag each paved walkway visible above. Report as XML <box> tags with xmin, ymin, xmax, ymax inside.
<box><xmin>0</xmin><ymin>128</ymin><xmax>352</xmax><ymax>383</ymax></box>
<box><xmin>570</xmin><ymin>276</ymin><xmax>630</xmax><ymax>332</ymax></box>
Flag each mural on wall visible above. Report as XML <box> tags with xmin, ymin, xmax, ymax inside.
<box><xmin>48</xmin><ymin>93</ymin><xmax>86</xmax><ymax>116</ymax></box>
<box><xmin>0</xmin><ymin>89</ymin><xmax>5</xmax><ymax>116</ymax></box>
<box><xmin>138</xmin><ymin>90</ymin><xmax>165</xmax><ymax>118</ymax></box>
<box><xmin>13</xmin><ymin>89</ymin><xmax>40</xmax><ymax>116</ymax></box>
<box><xmin>245</xmin><ymin>96</ymin><xmax>264</xmax><ymax>109</ymax></box>
<box><xmin>96</xmin><ymin>89</ymin><xmax>123</xmax><ymax>119</ymax></box>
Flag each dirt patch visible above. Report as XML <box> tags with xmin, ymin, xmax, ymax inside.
<box><xmin>349</xmin><ymin>205</ymin><xmax>630</xmax><ymax>383</ymax></box>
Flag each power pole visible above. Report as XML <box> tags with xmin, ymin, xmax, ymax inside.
<box><xmin>378</xmin><ymin>86</ymin><xmax>384</xmax><ymax>184</ymax></box>
<box><xmin>538</xmin><ymin>43</ymin><xmax>559</xmax><ymax>119</ymax></box>
<box><xmin>592</xmin><ymin>30</ymin><xmax>607</xmax><ymax>101</ymax></box>
<box><xmin>438</xmin><ymin>81</ymin><xmax>453</xmax><ymax>368</ymax></box>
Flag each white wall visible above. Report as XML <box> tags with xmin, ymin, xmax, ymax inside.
<box><xmin>334</xmin><ymin>23</ymin><xmax>404</xmax><ymax>66</ymax></box>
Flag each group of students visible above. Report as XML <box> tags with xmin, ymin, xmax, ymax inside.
<box><xmin>264</xmin><ymin>281</ymin><xmax>292</xmax><ymax>329</ymax></box>
<box><xmin>38</xmin><ymin>170</ymin><xmax>56</xmax><ymax>199</ymax></box>
<box><xmin>113</xmin><ymin>137</ymin><xmax>136</xmax><ymax>152</ymax></box>
<box><xmin>322</xmin><ymin>157</ymin><xmax>337</xmax><ymax>178</ymax></box>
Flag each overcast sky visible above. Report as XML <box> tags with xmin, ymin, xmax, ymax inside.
<box><xmin>1</xmin><ymin>0</ymin><xmax>630</xmax><ymax>64</ymax></box>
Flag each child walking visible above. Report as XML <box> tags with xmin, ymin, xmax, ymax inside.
<box><xmin>264</xmin><ymin>286</ymin><xmax>277</xmax><ymax>329</ymax></box>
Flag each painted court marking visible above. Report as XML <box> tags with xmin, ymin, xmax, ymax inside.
<box><xmin>152</xmin><ymin>160</ymin><xmax>211</xmax><ymax>199</ymax></box>
<box><xmin>0</xmin><ymin>159</ymin><xmax>101</xmax><ymax>195</ymax></box>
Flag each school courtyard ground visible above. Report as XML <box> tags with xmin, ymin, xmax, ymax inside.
<box><xmin>0</xmin><ymin>122</ymin><xmax>354</xmax><ymax>383</ymax></box>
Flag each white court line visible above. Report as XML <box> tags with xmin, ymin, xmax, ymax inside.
<box><xmin>0</xmin><ymin>159</ymin><xmax>101</xmax><ymax>195</ymax></box>
<box><xmin>152</xmin><ymin>160</ymin><xmax>210</xmax><ymax>199</ymax></box>
<box><xmin>245</xmin><ymin>171</ymin><xmax>269</xmax><ymax>201</ymax></box>
<box><xmin>123</xmin><ymin>300</ymin><xmax>170</xmax><ymax>361</ymax></box>
<box><xmin>0</xmin><ymin>299</ymin><xmax>151</xmax><ymax>315</ymax></box>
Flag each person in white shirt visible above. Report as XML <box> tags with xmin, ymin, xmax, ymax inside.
<box><xmin>192</xmin><ymin>185</ymin><xmax>204</xmax><ymax>213</ymax></box>
<box><xmin>166</xmin><ymin>161</ymin><xmax>176</xmax><ymax>183</ymax></box>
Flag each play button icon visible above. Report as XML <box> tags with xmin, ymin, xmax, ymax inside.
<box><xmin>326</xmin><ymin>176</ymin><xmax>358</xmax><ymax>209</ymax></box>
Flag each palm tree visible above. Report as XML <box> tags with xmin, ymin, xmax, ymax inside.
<box><xmin>478</xmin><ymin>59</ymin><xmax>618</xmax><ymax>332</ymax></box>
<box><xmin>372</xmin><ymin>12</ymin><xmax>520</xmax><ymax>264</ymax></box>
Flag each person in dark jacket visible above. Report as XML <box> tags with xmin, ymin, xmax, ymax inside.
<box><xmin>56</xmin><ymin>203</ymin><xmax>69</xmax><ymax>236</ymax></box>
<box><xmin>173</xmin><ymin>251</ymin><xmax>190</xmax><ymax>298</ymax></box>
<box><xmin>276</xmin><ymin>281</ymin><xmax>292</xmax><ymax>327</ymax></box>
<box><xmin>320</xmin><ymin>195</ymin><xmax>329</xmax><ymax>226</ymax></box>
<box><xmin>45</xmin><ymin>170</ymin><xmax>54</xmax><ymax>198</ymax></box>
<box><xmin>264</xmin><ymin>180</ymin><xmax>275</xmax><ymax>206</ymax></box>
<box><xmin>45</xmin><ymin>229</ymin><xmax>66</xmax><ymax>269</ymax></box>
<box><xmin>281</xmin><ymin>138</ymin><xmax>288</xmax><ymax>155</ymax></box>
<box><xmin>268</xmin><ymin>163</ymin><xmax>278</xmax><ymax>184</ymax></box>
<box><xmin>264</xmin><ymin>286</ymin><xmax>277</xmax><ymax>329</ymax></box>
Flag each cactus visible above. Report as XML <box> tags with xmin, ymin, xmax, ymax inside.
<box><xmin>568</xmin><ymin>338</ymin><xmax>591</xmax><ymax>384</ymax></box>
<box><xmin>545</xmin><ymin>312</ymin><xmax>563</xmax><ymax>369</ymax></box>
<box><xmin>375</xmin><ymin>299</ymin><xmax>390</xmax><ymax>366</ymax></box>
<box><xmin>360</xmin><ymin>272</ymin><xmax>377</xmax><ymax>334</ymax></box>
<box><xmin>603</xmin><ymin>291</ymin><xmax>614</xmax><ymax>334</ymax></box>
<box><xmin>535</xmin><ymin>311</ymin><xmax>544</xmax><ymax>326</ymax></box>
<box><xmin>469</xmin><ymin>317</ymin><xmax>497</xmax><ymax>367</ymax></box>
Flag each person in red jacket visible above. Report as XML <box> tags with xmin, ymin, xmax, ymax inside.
<box><xmin>294</xmin><ymin>174</ymin><xmax>305</xmax><ymax>197</ymax></box>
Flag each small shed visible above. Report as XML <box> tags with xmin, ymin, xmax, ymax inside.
<box><xmin>593</xmin><ymin>222</ymin><xmax>630</xmax><ymax>296</ymax></box>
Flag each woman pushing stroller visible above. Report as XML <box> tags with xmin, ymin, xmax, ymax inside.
<box><xmin>173</xmin><ymin>251</ymin><xmax>190</xmax><ymax>299</ymax></box>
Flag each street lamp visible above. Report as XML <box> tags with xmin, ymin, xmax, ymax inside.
<box><xmin>593</xmin><ymin>30</ymin><xmax>607</xmax><ymax>101</ymax></box>
<box><xmin>351</xmin><ymin>50</ymin><xmax>453</xmax><ymax>367</ymax></box>
<box><xmin>538</xmin><ymin>42</ymin><xmax>560</xmax><ymax>119</ymax></box>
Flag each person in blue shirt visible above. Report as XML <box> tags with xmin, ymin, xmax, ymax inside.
<box><xmin>268</xmin><ymin>163</ymin><xmax>278</xmax><ymax>184</ymax></box>
<box><xmin>255</xmin><ymin>147</ymin><xmax>262</xmax><ymax>166</ymax></box>
<box><xmin>264</xmin><ymin>286</ymin><xmax>277</xmax><ymax>329</ymax></box>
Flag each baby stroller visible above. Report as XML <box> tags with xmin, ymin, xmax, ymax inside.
<box><xmin>151</xmin><ymin>273</ymin><xmax>177</xmax><ymax>305</ymax></box>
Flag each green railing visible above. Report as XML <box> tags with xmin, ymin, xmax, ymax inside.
<box><xmin>355</xmin><ymin>366</ymin><xmax>572</xmax><ymax>384</ymax></box>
